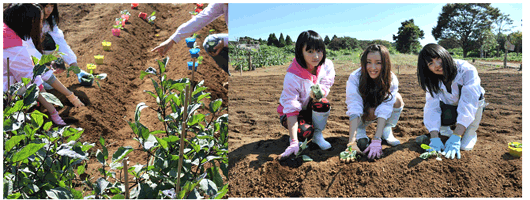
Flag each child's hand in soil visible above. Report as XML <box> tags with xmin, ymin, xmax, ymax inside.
<box><xmin>278</xmin><ymin>139</ymin><xmax>299</xmax><ymax>161</ymax></box>
<box><xmin>363</xmin><ymin>139</ymin><xmax>383</xmax><ymax>159</ymax></box>
<box><xmin>428</xmin><ymin>138</ymin><xmax>444</xmax><ymax>153</ymax></box>
<box><xmin>340</xmin><ymin>142</ymin><xmax>363</xmax><ymax>163</ymax></box>
<box><xmin>442</xmin><ymin>134</ymin><xmax>461</xmax><ymax>159</ymax></box>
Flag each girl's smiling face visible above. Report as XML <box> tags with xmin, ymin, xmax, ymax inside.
<box><xmin>366</xmin><ymin>51</ymin><xmax>382</xmax><ymax>79</ymax></box>
<box><xmin>44</xmin><ymin>4</ymin><xmax>54</xmax><ymax>20</ymax></box>
<box><xmin>427</xmin><ymin>57</ymin><xmax>444</xmax><ymax>75</ymax></box>
<box><xmin>302</xmin><ymin>44</ymin><xmax>323</xmax><ymax>70</ymax></box>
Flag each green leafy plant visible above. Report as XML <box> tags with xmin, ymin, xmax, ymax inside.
<box><xmin>293</xmin><ymin>139</ymin><xmax>312</xmax><ymax>162</ymax></box>
<box><xmin>339</xmin><ymin>145</ymin><xmax>360</xmax><ymax>162</ymax></box>
<box><xmin>147</xmin><ymin>11</ymin><xmax>156</xmax><ymax>24</ymax></box>
<box><xmin>80</xmin><ymin>64</ymin><xmax>107</xmax><ymax>88</ymax></box>
<box><xmin>4</xmin><ymin>54</ymin><xmax>93</xmax><ymax>199</ymax></box>
<box><xmin>419</xmin><ymin>144</ymin><xmax>442</xmax><ymax>161</ymax></box>
<box><xmin>120</xmin><ymin>10</ymin><xmax>130</xmax><ymax>16</ymax></box>
<box><xmin>112</xmin><ymin>24</ymin><xmax>123</xmax><ymax>30</ymax></box>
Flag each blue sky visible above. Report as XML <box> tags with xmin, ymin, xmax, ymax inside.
<box><xmin>228</xmin><ymin>3</ymin><xmax>523</xmax><ymax>46</ymax></box>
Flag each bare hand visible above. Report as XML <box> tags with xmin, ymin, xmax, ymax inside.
<box><xmin>151</xmin><ymin>39</ymin><xmax>175</xmax><ymax>57</ymax></box>
<box><xmin>208</xmin><ymin>40</ymin><xmax>224</xmax><ymax>57</ymax></box>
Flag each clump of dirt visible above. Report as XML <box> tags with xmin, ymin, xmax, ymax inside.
<box><xmin>44</xmin><ymin>3</ymin><xmax>227</xmax><ymax>179</ymax></box>
<box><xmin>228</xmin><ymin>63</ymin><xmax>522</xmax><ymax>197</ymax></box>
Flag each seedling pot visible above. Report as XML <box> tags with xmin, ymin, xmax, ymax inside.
<box><xmin>94</xmin><ymin>55</ymin><xmax>104</xmax><ymax>65</ymax></box>
<box><xmin>189</xmin><ymin>48</ymin><xmax>200</xmax><ymax>58</ymax></box>
<box><xmin>205</xmin><ymin>37</ymin><xmax>221</xmax><ymax>52</ymax></box>
<box><xmin>112</xmin><ymin>28</ymin><xmax>121</xmax><ymax>37</ymax></box>
<box><xmin>138</xmin><ymin>12</ymin><xmax>147</xmax><ymax>20</ymax></box>
<box><xmin>131</xmin><ymin>3</ymin><xmax>139</xmax><ymax>9</ymax></box>
<box><xmin>185</xmin><ymin>37</ymin><xmax>196</xmax><ymax>48</ymax></box>
<box><xmin>77</xmin><ymin>70</ymin><xmax>94</xmax><ymax>86</ymax></box>
<box><xmin>102</xmin><ymin>41</ymin><xmax>112</xmax><ymax>51</ymax></box>
<box><xmin>121</xmin><ymin>14</ymin><xmax>130</xmax><ymax>23</ymax></box>
<box><xmin>508</xmin><ymin>142</ymin><xmax>522</xmax><ymax>157</ymax></box>
<box><xmin>187</xmin><ymin>61</ymin><xmax>198</xmax><ymax>71</ymax></box>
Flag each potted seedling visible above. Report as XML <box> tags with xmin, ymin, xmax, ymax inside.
<box><xmin>185</xmin><ymin>34</ymin><xmax>198</xmax><ymax>48</ymax></box>
<box><xmin>196</xmin><ymin>3</ymin><xmax>204</xmax><ymax>9</ymax></box>
<box><xmin>131</xmin><ymin>3</ymin><xmax>139</xmax><ymax>9</ymax></box>
<box><xmin>138</xmin><ymin>12</ymin><xmax>147</xmax><ymax>20</ymax></box>
<box><xmin>112</xmin><ymin>24</ymin><xmax>123</xmax><ymax>37</ymax></box>
<box><xmin>189</xmin><ymin>48</ymin><xmax>200</xmax><ymax>58</ymax></box>
<box><xmin>94</xmin><ymin>54</ymin><xmax>104</xmax><ymax>64</ymax></box>
<box><xmin>147</xmin><ymin>11</ymin><xmax>156</xmax><ymax>24</ymax></box>
<box><xmin>120</xmin><ymin>10</ymin><xmax>131</xmax><ymax>23</ymax></box>
<box><xmin>102</xmin><ymin>40</ymin><xmax>111</xmax><ymax>51</ymax></box>
<box><xmin>340</xmin><ymin>145</ymin><xmax>361</xmax><ymax>162</ymax></box>
<box><xmin>78</xmin><ymin>64</ymin><xmax>107</xmax><ymax>88</ymax></box>
<box><xmin>204</xmin><ymin>29</ymin><xmax>224</xmax><ymax>52</ymax></box>
<box><xmin>115</xmin><ymin>17</ymin><xmax>125</xmax><ymax>27</ymax></box>
<box><xmin>508</xmin><ymin>142</ymin><xmax>522</xmax><ymax>158</ymax></box>
<box><xmin>419</xmin><ymin>144</ymin><xmax>443</xmax><ymax>161</ymax></box>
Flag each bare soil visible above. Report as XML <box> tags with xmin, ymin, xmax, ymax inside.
<box><xmin>227</xmin><ymin>62</ymin><xmax>522</xmax><ymax>197</ymax></box>
<box><xmin>40</xmin><ymin>3</ymin><xmax>228</xmax><ymax>184</ymax></box>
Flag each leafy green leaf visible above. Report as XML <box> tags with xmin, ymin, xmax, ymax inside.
<box><xmin>213</xmin><ymin>183</ymin><xmax>228</xmax><ymax>199</ymax></box>
<box><xmin>209</xmin><ymin>99</ymin><xmax>223</xmax><ymax>113</ymax></box>
<box><xmin>12</xmin><ymin>143</ymin><xmax>46</xmax><ymax>162</ymax></box>
<box><xmin>111</xmin><ymin>146</ymin><xmax>133</xmax><ymax>163</ymax></box>
<box><xmin>135</xmin><ymin>102</ymin><xmax>148</xmax><ymax>122</ymax></box>
<box><xmin>5</xmin><ymin>135</ymin><xmax>26</xmax><ymax>152</ymax></box>
<box><xmin>7</xmin><ymin>192</ymin><xmax>21</xmax><ymax>199</ymax></box>
<box><xmin>45</xmin><ymin>187</ymin><xmax>74</xmax><ymax>199</ymax></box>
<box><xmin>111</xmin><ymin>194</ymin><xmax>125</xmax><ymax>199</ymax></box>
<box><xmin>420</xmin><ymin>144</ymin><xmax>432</xmax><ymax>150</ymax></box>
<box><xmin>77</xmin><ymin>165</ymin><xmax>85</xmax><ymax>175</ymax></box>
<box><xmin>23</xmin><ymin>84</ymin><xmax>39</xmax><ymax>107</ymax></box>
<box><xmin>96</xmin><ymin>149</ymin><xmax>106</xmax><ymax>165</ymax></box>
<box><xmin>4</xmin><ymin>100</ymin><xmax>23</xmax><ymax>118</ymax></box>
<box><xmin>302</xmin><ymin>155</ymin><xmax>313</xmax><ymax>162</ymax></box>
<box><xmin>156</xmin><ymin>136</ymin><xmax>169</xmax><ymax>151</ymax></box>
<box><xmin>95</xmin><ymin>177</ymin><xmax>110</xmax><ymax>195</ymax></box>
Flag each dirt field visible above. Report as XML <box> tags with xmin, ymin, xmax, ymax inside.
<box><xmin>35</xmin><ymin>3</ymin><xmax>228</xmax><ymax>181</ymax></box>
<box><xmin>227</xmin><ymin>62</ymin><xmax>522</xmax><ymax>197</ymax></box>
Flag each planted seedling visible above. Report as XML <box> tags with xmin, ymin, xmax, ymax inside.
<box><xmin>78</xmin><ymin>64</ymin><xmax>107</xmax><ymax>88</ymax></box>
<box><xmin>102</xmin><ymin>40</ymin><xmax>111</xmax><ymax>51</ymax></box>
<box><xmin>294</xmin><ymin>138</ymin><xmax>312</xmax><ymax>162</ymax></box>
<box><xmin>147</xmin><ymin>11</ymin><xmax>156</xmax><ymax>24</ymax></box>
<box><xmin>115</xmin><ymin>17</ymin><xmax>125</xmax><ymax>26</ymax></box>
<box><xmin>138</xmin><ymin>12</ymin><xmax>147</xmax><ymax>20</ymax></box>
<box><xmin>94</xmin><ymin>54</ymin><xmax>104</xmax><ymax>64</ymax></box>
<box><xmin>419</xmin><ymin>144</ymin><xmax>442</xmax><ymax>161</ymax></box>
<box><xmin>340</xmin><ymin>145</ymin><xmax>360</xmax><ymax>163</ymax></box>
<box><xmin>508</xmin><ymin>142</ymin><xmax>522</xmax><ymax>157</ymax></box>
<box><xmin>112</xmin><ymin>24</ymin><xmax>123</xmax><ymax>37</ymax></box>
<box><xmin>120</xmin><ymin>10</ymin><xmax>131</xmax><ymax>23</ymax></box>
<box><xmin>131</xmin><ymin>3</ymin><xmax>139</xmax><ymax>9</ymax></box>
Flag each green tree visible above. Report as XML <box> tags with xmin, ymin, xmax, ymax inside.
<box><xmin>285</xmin><ymin>35</ymin><xmax>293</xmax><ymax>46</ymax></box>
<box><xmin>493</xmin><ymin>13</ymin><xmax>514</xmax><ymax>57</ymax></box>
<box><xmin>331</xmin><ymin>34</ymin><xmax>338</xmax><ymax>42</ymax></box>
<box><xmin>509</xmin><ymin>31</ymin><xmax>522</xmax><ymax>55</ymax></box>
<box><xmin>438</xmin><ymin>37</ymin><xmax>461</xmax><ymax>49</ymax></box>
<box><xmin>432</xmin><ymin>3</ymin><xmax>501</xmax><ymax>57</ymax></box>
<box><xmin>324</xmin><ymin>35</ymin><xmax>331</xmax><ymax>45</ymax></box>
<box><xmin>478</xmin><ymin>29</ymin><xmax>498</xmax><ymax>57</ymax></box>
<box><xmin>278</xmin><ymin>33</ymin><xmax>286</xmax><ymax>47</ymax></box>
<box><xmin>393</xmin><ymin>19</ymin><xmax>425</xmax><ymax>54</ymax></box>
<box><xmin>267</xmin><ymin>33</ymin><xmax>278</xmax><ymax>47</ymax></box>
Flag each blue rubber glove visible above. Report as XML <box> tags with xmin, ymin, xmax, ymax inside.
<box><xmin>442</xmin><ymin>135</ymin><xmax>461</xmax><ymax>159</ymax></box>
<box><xmin>428</xmin><ymin>138</ymin><xmax>444</xmax><ymax>153</ymax></box>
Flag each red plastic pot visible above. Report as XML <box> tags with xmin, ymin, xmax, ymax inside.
<box><xmin>112</xmin><ymin>28</ymin><xmax>121</xmax><ymax>37</ymax></box>
<box><xmin>138</xmin><ymin>12</ymin><xmax>147</xmax><ymax>20</ymax></box>
<box><xmin>121</xmin><ymin>14</ymin><xmax>129</xmax><ymax>23</ymax></box>
<box><xmin>131</xmin><ymin>3</ymin><xmax>139</xmax><ymax>9</ymax></box>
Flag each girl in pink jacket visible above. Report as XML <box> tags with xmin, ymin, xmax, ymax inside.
<box><xmin>3</xmin><ymin>3</ymin><xmax>67</xmax><ymax>125</ymax></box>
<box><xmin>277</xmin><ymin>30</ymin><xmax>335</xmax><ymax>160</ymax></box>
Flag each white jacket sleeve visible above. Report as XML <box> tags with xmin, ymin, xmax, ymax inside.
<box><xmin>374</xmin><ymin>73</ymin><xmax>398</xmax><ymax>120</ymax></box>
<box><xmin>170</xmin><ymin>3</ymin><xmax>226</xmax><ymax>44</ymax></box>
<box><xmin>424</xmin><ymin>91</ymin><xmax>441</xmax><ymax>132</ymax></box>
<box><xmin>279</xmin><ymin>73</ymin><xmax>302</xmax><ymax>115</ymax></box>
<box><xmin>3</xmin><ymin>46</ymin><xmax>43</xmax><ymax>89</ymax></box>
<box><xmin>345</xmin><ymin>70</ymin><xmax>363</xmax><ymax>119</ymax></box>
<box><xmin>318</xmin><ymin>59</ymin><xmax>335</xmax><ymax>97</ymax></box>
<box><xmin>47</xmin><ymin>25</ymin><xmax>77</xmax><ymax>65</ymax></box>
<box><xmin>456</xmin><ymin>65</ymin><xmax>482</xmax><ymax>128</ymax></box>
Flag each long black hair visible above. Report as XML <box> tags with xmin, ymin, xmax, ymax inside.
<box><xmin>417</xmin><ymin>43</ymin><xmax>458</xmax><ymax>97</ymax></box>
<box><xmin>39</xmin><ymin>3</ymin><xmax>60</xmax><ymax>31</ymax></box>
<box><xmin>4</xmin><ymin>3</ymin><xmax>43</xmax><ymax>52</ymax></box>
<box><xmin>294</xmin><ymin>30</ymin><xmax>327</xmax><ymax>69</ymax></box>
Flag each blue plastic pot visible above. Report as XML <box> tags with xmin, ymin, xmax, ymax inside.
<box><xmin>185</xmin><ymin>37</ymin><xmax>196</xmax><ymax>48</ymax></box>
<box><xmin>187</xmin><ymin>61</ymin><xmax>199</xmax><ymax>71</ymax></box>
<box><xmin>189</xmin><ymin>48</ymin><xmax>200</xmax><ymax>58</ymax></box>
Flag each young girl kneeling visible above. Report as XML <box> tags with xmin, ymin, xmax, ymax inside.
<box><xmin>277</xmin><ymin>30</ymin><xmax>335</xmax><ymax>160</ymax></box>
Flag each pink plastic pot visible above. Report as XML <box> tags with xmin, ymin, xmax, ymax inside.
<box><xmin>138</xmin><ymin>12</ymin><xmax>147</xmax><ymax>20</ymax></box>
<box><xmin>121</xmin><ymin>14</ymin><xmax>129</xmax><ymax>23</ymax></box>
<box><xmin>131</xmin><ymin>3</ymin><xmax>139</xmax><ymax>9</ymax></box>
<box><xmin>112</xmin><ymin>28</ymin><xmax>121</xmax><ymax>37</ymax></box>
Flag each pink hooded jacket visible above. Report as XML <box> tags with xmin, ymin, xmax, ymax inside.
<box><xmin>277</xmin><ymin>58</ymin><xmax>335</xmax><ymax>117</ymax></box>
<box><xmin>3</xmin><ymin>23</ymin><xmax>43</xmax><ymax>92</ymax></box>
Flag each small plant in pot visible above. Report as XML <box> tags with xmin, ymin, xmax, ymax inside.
<box><xmin>102</xmin><ymin>40</ymin><xmax>111</xmax><ymax>51</ymax></box>
<box><xmin>115</xmin><ymin>17</ymin><xmax>125</xmax><ymax>26</ymax></box>
<box><xmin>185</xmin><ymin>33</ymin><xmax>199</xmax><ymax>48</ymax></box>
<box><xmin>94</xmin><ymin>54</ymin><xmax>104</xmax><ymax>64</ymax></box>
<box><xmin>131</xmin><ymin>3</ymin><xmax>139</xmax><ymax>9</ymax></box>
<box><xmin>112</xmin><ymin>24</ymin><xmax>123</xmax><ymax>37</ymax></box>
<box><xmin>138</xmin><ymin>12</ymin><xmax>147</xmax><ymax>20</ymax></box>
<box><xmin>78</xmin><ymin>63</ymin><xmax>107</xmax><ymax>88</ymax></box>
<box><xmin>205</xmin><ymin>29</ymin><xmax>223</xmax><ymax>52</ymax></box>
<box><xmin>147</xmin><ymin>11</ymin><xmax>156</xmax><ymax>24</ymax></box>
<box><xmin>120</xmin><ymin>10</ymin><xmax>131</xmax><ymax>23</ymax></box>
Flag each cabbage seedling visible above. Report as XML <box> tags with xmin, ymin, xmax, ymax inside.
<box><xmin>147</xmin><ymin>11</ymin><xmax>156</xmax><ymax>24</ymax></box>
<box><xmin>419</xmin><ymin>144</ymin><xmax>442</xmax><ymax>161</ymax></box>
